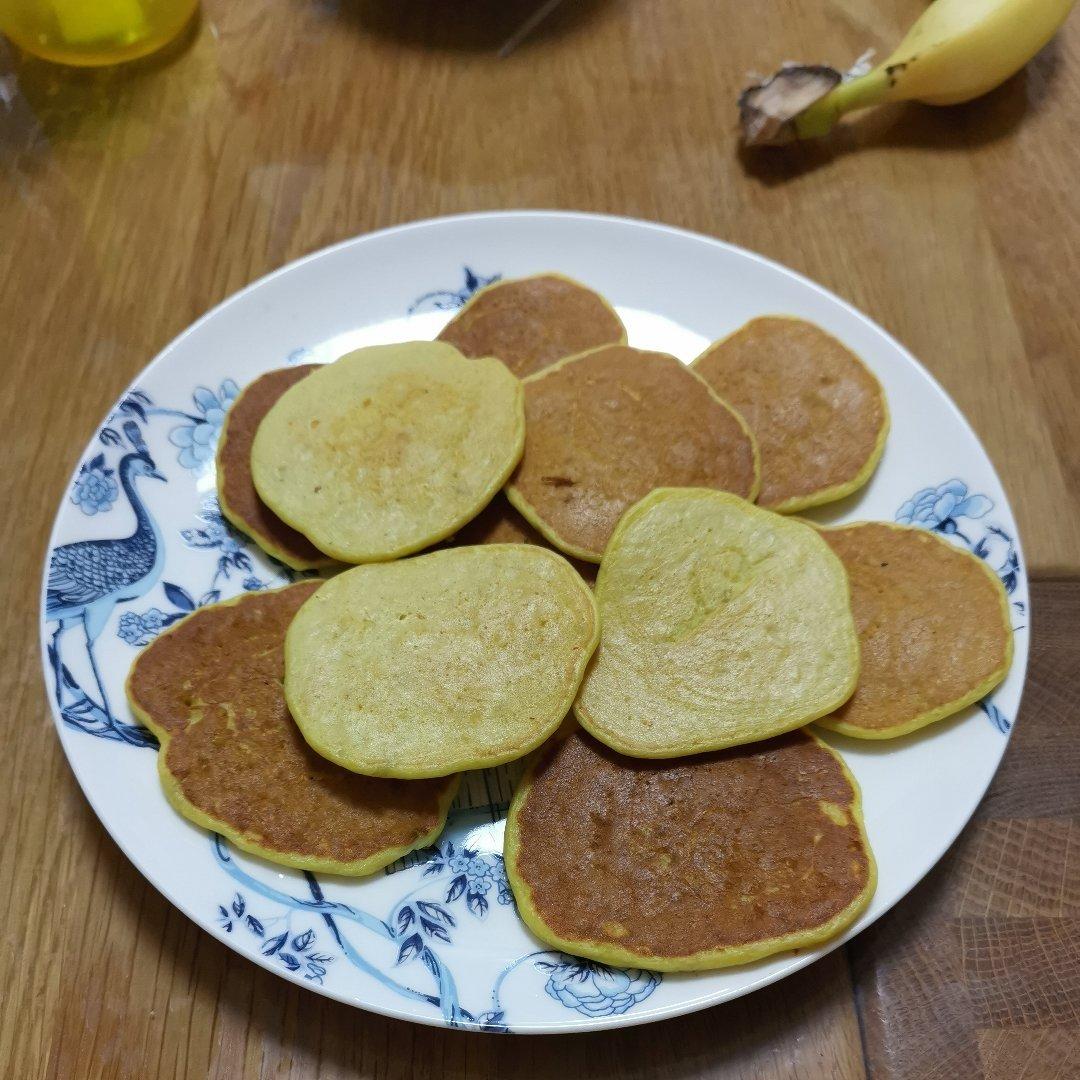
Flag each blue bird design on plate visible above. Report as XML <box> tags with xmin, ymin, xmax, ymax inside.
<box><xmin>47</xmin><ymin>421</ymin><xmax>166</xmax><ymax>744</ymax></box>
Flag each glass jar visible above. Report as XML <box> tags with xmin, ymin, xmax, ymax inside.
<box><xmin>2</xmin><ymin>0</ymin><xmax>199</xmax><ymax>66</ymax></box>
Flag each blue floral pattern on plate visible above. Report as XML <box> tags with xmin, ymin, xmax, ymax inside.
<box><xmin>896</xmin><ymin>479</ymin><xmax>992</xmax><ymax>534</ymax></box>
<box><xmin>210</xmin><ymin>833</ymin><xmax>660</xmax><ymax>1031</ymax></box>
<box><xmin>216</xmin><ymin>887</ymin><xmax>335</xmax><ymax>985</ymax></box>
<box><xmin>419</xmin><ymin>840</ymin><xmax>516</xmax><ymax>915</ymax></box>
<box><xmin>407</xmin><ymin>266</ymin><xmax>500</xmax><ymax>314</ymax></box>
<box><xmin>540</xmin><ymin>960</ymin><xmax>660</xmax><ymax>1018</ymax></box>
<box><xmin>117</xmin><ymin>606</ymin><xmax>171</xmax><ymax>647</ymax></box>
<box><xmin>895</xmin><ymin>479</ymin><xmax>1024</xmax><ymax>732</ymax></box>
<box><xmin>168</xmin><ymin>381</ymin><xmax>239</xmax><ymax>473</ymax></box>
<box><xmin>71</xmin><ymin>455</ymin><xmax>120</xmax><ymax>516</ymax></box>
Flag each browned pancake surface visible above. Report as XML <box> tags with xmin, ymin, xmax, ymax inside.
<box><xmin>127</xmin><ymin>583</ymin><xmax>456</xmax><ymax>869</ymax></box>
<box><xmin>437</xmin><ymin>274</ymin><xmax>625</xmax><ymax>377</ymax></box>
<box><xmin>819</xmin><ymin>523</ymin><xmax>1012</xmax><ymax>734</ymax></box>
<box><xmin>511</xmin><ymin>729</ymin><xmax>871</xmax><ymax>960</ymax></box>
<box><xmin>694</xmin><ymin>317</ymin><xmax>886</xmax><ymax>510</ymax></box>
<box><xmin>449</xmin><ymin>494</ymin><xmax>597</xmax><ymax>585</ymax></box>
<box><xmin>508</xmin><ymin>345</ymin><xmax>757</xmax><ymax>560</ymax></box>
<box><xmin>218</xmin><ymin>366</ymin><xmax>331</xmax><ymax>567</ymax></box>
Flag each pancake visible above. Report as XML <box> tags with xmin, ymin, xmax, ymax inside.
<box><xmin>448</xmin><ymin>493</ymin><xmax>597</xmax><ymax>586</ymax></box>
<box><xmin>251</xmin><ymin>341</ymin><xmax>525</xmax><ymax>564</ymax></box>
<box><xmin>692</xmin><ymin>316</ymin><xmax>888</xmax><ymax>512</ymax></box>
<box><xmin>216</xmin><ymin>365</ymin><xmax>337</xmax><ymax>570</ymax></box>
<box><xmin>505</xmin><ymin>727</ymin><xmax>875</xmax><ymax>971</ymax></box>
<box><xmin>284</xmin><ymin>545</ymin><xmax>599</xmax><ymax>778</ymax></box>
<box><xmin>437</xmin><ymin>273</ymin><xmax>626</xmax><ymax>378</ymax></box>
<box><xmin>814</xmin><ymin>521</ymin><xmax>1013</xmax><ymax>739</ymax></box>
<box><xmin>574</xmin><ymin>488</ymin><xmax>859</xmax><ymax>757</ymax></box>
<box><xmin>506</xmin><ymin>345</ymin><xmax>760</xmax><ymax>562</ymax></box>
<box><xmin>126</xmin><ymin>583</ymin><xmax>459</xmax><ymax>876</ymax></box>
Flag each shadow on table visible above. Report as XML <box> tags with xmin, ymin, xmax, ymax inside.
<box><xmin>738</xmin><ymin>41</ymin><xmax>1063</xmax><ymax>187</ymax></box>
<box><xmin>213</xmin><ymin>936</ymin><xmax>856</xmax><ymax>1078</ymax></box>
<box><xmin>71</xmin><ymin>786</ymin><xmax>858</xmax><ymax>1077</ymax></box>
<box><xmin>323</xmin><ymin>0</ymin><xmax>612</xmax><ymax>54</ymax></box>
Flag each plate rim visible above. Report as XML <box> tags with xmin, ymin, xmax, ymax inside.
<box><xmin>39</xmin><ymin>209</ymin><xmax>1029</xmax><ymax>1034</ymax></box>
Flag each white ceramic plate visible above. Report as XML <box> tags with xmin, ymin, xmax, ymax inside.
<box><xmin>40</xmin><ymin>212</ymin><xmax>1028</xmax><ymax>1034</ymax></box>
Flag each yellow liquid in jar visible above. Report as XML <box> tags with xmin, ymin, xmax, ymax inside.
<box><xmin>2</xmin><ymin>0</ymin><xmax>198</xmax><ymax>66</ymax></box>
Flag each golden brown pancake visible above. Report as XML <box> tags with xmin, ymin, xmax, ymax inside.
<box><xmin>448</xmin><ymin>493</ymin><xmax>597</xmax><ymax>586</ymax></box>
<box><xmin>284</xmin><ymin>545</ymin><xmax>599</xmax><ymax>779</ymax></box>
<box><xmin>693</xmin><ymin>317</ymin><xmax>888</xmax><ymax>512</ymax></box>
<box><xmin>437</xmin><ymin>273</ymin><xmax>627</xmax><ymax>378</ymax></box>
<box><xmin>216</xmin><ymin>365</ymin><xmax>336</xmax><ymax>571</ymax></box>
<box><xmin>506</xmin><ymin>345</ymin><xmax>760</xmax><ymax>562</ymax></box>
<box><xmin>815</xmin><ymin>522</ymin><xmax>1013</xmax><ymax>739</ymax></box>
<box><xmin>574</xmin><ymin>488</ymin><xmax>860</xmax><ymax>756</ymax></box>
<box><xmin>505</xmin><ymin>727</ymin><xmax>875</xmax><ymax>971</ymax></box>
<box><xmin>126</xmin><ymin>583</ymin><xmax>458</xmax><ymax>875</ymax></box>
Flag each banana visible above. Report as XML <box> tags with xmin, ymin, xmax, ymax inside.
<box><xmin>739</xmin><ymin>0</ymin><xmax>1076</xmax><ymax>145</ymax></box>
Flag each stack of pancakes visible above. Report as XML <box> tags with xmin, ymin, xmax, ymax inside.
<box><xmin>127</xmin><ymin>274</ymin><xmax>1012</xmax><ymax>972</ymax></box>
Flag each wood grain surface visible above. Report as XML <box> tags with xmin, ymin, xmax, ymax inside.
<box><xmin>2</xmin><ymin>1</ymin><xmax>1078</xmax><ymax>1076</ymax></box>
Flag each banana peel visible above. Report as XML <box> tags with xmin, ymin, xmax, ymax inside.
<box><xmin>740</xmin><ymin>0</ymin><xmax>1077</xmax><ymax>146</ymax></box>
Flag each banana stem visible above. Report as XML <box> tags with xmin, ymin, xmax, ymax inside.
<box><xmin>794</xmin><ymin>67</ymin><xmax>894</xmax><ymax>138</ymax></box>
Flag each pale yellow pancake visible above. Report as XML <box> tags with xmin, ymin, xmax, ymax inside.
<box><xmin>285</xmin><ymin>545</ymin><xmax>599</xmax><ymax>778</ymax></box>
<box><xmin>505</xmin><ymin>726</ymin><xmax>875</xmax><ymax>971</ymax></box>
<box><xmin>251</xmin><ymin>342</ymin><xmax>525</xmax><ymax>563</ymax></box>
<box><xmin>216</xmin><ymin>365</ymin><xmax>337</xmax><ymax>570</ymax></box>
<box><xmin>126</xmin><ymin>584</ymin><xmax>459</xmax><ymax>876</ymax></box>
<box><xmin>574</xmin><ymin>488</ymin><xmax>859</xmax><ymax>757</ymax></box>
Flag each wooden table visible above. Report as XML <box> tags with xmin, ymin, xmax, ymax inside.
<box><xmin>2</xmin><ymin>2</ymin><xmax>1077</xmax><ymax>1076</ymax></box>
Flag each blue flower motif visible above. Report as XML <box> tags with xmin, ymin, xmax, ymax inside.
<box><xmin>423</xmin><ymin>843</ymin><xmax>509</xmax><ymax>920</ymax></box>
<box><xmin>543</xmin><ymin>960</ymin><xmax>660</xmax><ymax>1018</ymax></box>
<box><xmin>180</xmin><ymin>498</ymin><xmax>256</xmax><ymax>591</ymax></box>
<box><xmin>448</xmin><ymin>854</ymin><xmax>471</xmax><ymax>875</ymax></box>
<box><xmin>169</xmin><ymin>380</ymin><xmax>239</xmax><ymax>472</ymax></box>
<box><xmin>468</xmin><ymin>867</ymin><xmax>494</xmax><ymax>895</ymax></box>
<box><xmin>117</xmin><ymin>607</ymin><xmax>169</xmax><ymax>646</ymax></box>
<box><xmin>896</xmin><ymin>480</ymin><xmax>992</xmax><ymax>532</ymax></box>
<box><xmin>182</xmin><ymin>498</ymin><xmax>243</xmax><ymax>556</ymax></box>
<box><xmin>71</xmin><ymin>457</ymin><xmax>119</xmax><ymax>516</ymax></box>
